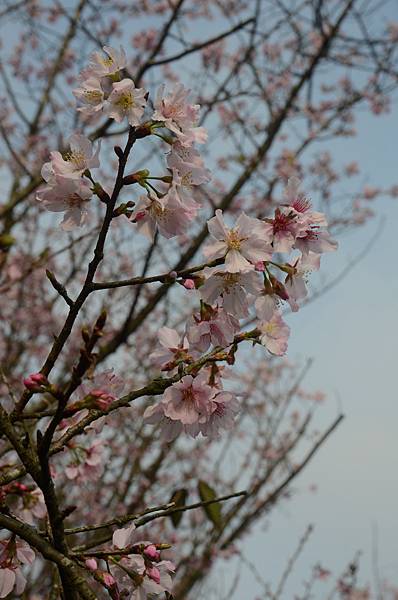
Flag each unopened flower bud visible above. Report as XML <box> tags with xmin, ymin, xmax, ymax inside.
<box><xmin>146</xmin><ymin>566</ymin><xmax>161</xmax><ymax>584</ymax></box>
<box><xmin>85</xmin><ymin>558</ymin><xmax>97</xmax><ymax>571</ymax></box>
<box><xmin>144</xmin><ymin>544</ymin><xmax>160</xmax><ymax>561</ymax></box>
<box><xmin>23</xmin><ymin>372</ymin><xmax>47</xmax><ymax>391</ymax></box>
<box><xmin>183</xmin><ymin>279</ymin><xmax>195</xmax><ymax>290</ymax></box>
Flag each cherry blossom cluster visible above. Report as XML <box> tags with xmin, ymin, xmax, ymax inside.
<box><xmin>144</xmin><ymin>177</ymin><xmax>337</xmax><ymax>440</ymax></box>
<box><xmin>82</xmin><ymin>523</ymin><xmax>174</xmax><ymax>599</ymax></box>
<box><xmin>33</xmin><ymin>45</ymin><xmax>338</xmax><ymax>449</ymax></box>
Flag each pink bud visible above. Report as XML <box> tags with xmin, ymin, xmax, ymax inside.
<box><xmin>146</xmin><ymin>566</ymin><xmax>161</xmax><ymax>584</ymax></box>
<box><xmin>23</xmin><ymin>372</ymin><xmax>47</xmax><ymax>391</ymax></box>
<box><xmin>103</xmin><ymin>572</ymin><xmax>116</xmax><ymax>587</ymax></box>
<box><xmin>85</xmin><ymin>558</ymin><xmax>97</xmax><ymax>571</ymax></box>
<box><xmin>144</xmin><ymin>544</ymin><xmax>160</xmax><ymax>560</ymax></box>
<box><xmin>169</xmin><ymin>271</ymin><xmax>177</xmax><ymax>280</ymax></box>
<box><xmin>183</xmin><ymin>279</ymin><xmax>195</xmax><ymax>290</ymax></box>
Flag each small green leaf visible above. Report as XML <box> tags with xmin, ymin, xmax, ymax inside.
<box><xmin>169</xmin><ymin>488</ymin><xmax>188</xmax><ymax>528</ymax></box>
<box><xmin>198</xmin><ymin>480</ymin><xmax>223</xmax><ymax>530</ymax></box>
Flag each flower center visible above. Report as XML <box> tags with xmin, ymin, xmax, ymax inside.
<box><xmin>84</xmin><ymin>90</ymin><xmax>103</xmax><ymax>105</ymax></box>
<box><xmin>65</xmin><ymin>150</ymin><xmax>86</xmax><ymax>170</ymax></box>
<box><xmin>115</xmin><ymin>92</ymin><xmax>134</xmax><ymax>110</ymax></box>
<box><xmin>226</xmin><ymin>229</ymin><xmax>242</xmax><ymax>250</ymax></box>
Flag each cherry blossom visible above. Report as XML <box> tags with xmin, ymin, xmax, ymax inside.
<box><xmin>199</xmin><ymin>268</ymin><xmax>262</xmax><ymax>318</ymax></box>
<box><xmin>153</xmin><ymin>83</ymin><xmax>207</xmax><ymax>146</ymax></box>
<box><xmin>258</xmin><ymin>312</ymin><xmax>290</xmax><ymax>356</ymax></box>
<box><xmin>161</xmin><ymin>373</ymin><xmax>216</xmax><ymax>426</ymax></box>
<box><xmin>83</xmin><ymin>45</ymin><xmax>127</xmax><ymax>79</ymax></box>
<box><xmin>0</xmin><ymin>538</ymin><xmax>35</xmax><ymax>599</ymax></box>
<box><xmin>143</xmin><ymin>403</ymin><xmax>183</xmax><ymax>442</ymax></box>
<box><xmin>203</xmin><ymin>209</ymin><xmax>273</xmax><ymax>272</ymax></box>
<box><xmin>64</xmin><ymin>438</ymin><xmax>103</xmax><ymax>482</ymax></box>
<box><xmin>187</xmin><ymin>307</ymin><xmax>239</xmax><ymax>352</ymax></box>
<box><xmin>150</xmin><ymin>327</ymin><xmax>190</xmax><ymax>370</ymax></box>
<box><xmin>111</xmin><ymin>554</ymin><xmax>174</xmax><ymax>600</ymax></box>
<box><xmin>131</xmin><ymin>191</ymin><xmax>195</xmax><ymax>240</ymax></box>
<box><xmin>105</xmin><ymin>78</ymin><xmax>147</xmax><ymax>126</ymax></box>
<box><xmin>49</xmin><ymin>134</ymin><xmax>101</xmax><ymax>179</ymax></box>
<box><xmin>75</xmin><ymin>369</ymin><xmax>125</xmax><ymax>409</ymax></box>
<box><xmin>187</xmin><ymin>391</ymin><xmax>240</xmax><ymax>439</ymax></box>
<box><xmin>167</xmin><ymin>142</ymin><xmax>211</xmax><ymax>186</ymax></box>
<box><xmin>284</xmin><ymin>252</ymin><xmax>321</xmax><ymax>312</ymax></box>
<box><xmin>36</xmin><ymin>175</ymin><xmax>93</xmax><ymax>230</ymax></box>
<box><xmin>73</xmin><ymin>77</ymin><xmax>105</xmax><ymax>115</ymax></box>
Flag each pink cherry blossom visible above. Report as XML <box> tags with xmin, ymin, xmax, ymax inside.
<box><xmin>167</xmin><ymin>142</ymin><xmax>211</xmax><ymax>186</ymax></box>
<box><xmin>73</xmin><ymin>76</ymin><xmax>105</xmax><ymax>115</ymax></box>
<box><xmin>162</xmin><ymin>373</ymin><xmax>216</xmax><ymax>426</ymax></box>
<box><xmin>285</xmin><ymin>252</ymin><xmax>321</xmax><ymax>312</ymax></box>
<box><xmin>131</xmin><ymin>190</ymin><xmax>195</xmax><ymax>240</ymax></box>
<box><xmin>150</xmin><ymin>327</ymin><xmax>190</xmax><ymax>370</ymax></box>
<box><xmin>105</xmin><ymin>78</ymin><xmax>147</xmax><ymax>126</ymax></box>
<box><xmin>0</xmin><ymin>538</ymin><xmax>35</xmax><ymax>599</ymax></box>
<box><xmin>36</xmin><ymin>175</ymin><xmax>93</xmax><ymax>230</ymax></box>
<box><xmin>65</xmin><ymin>438</ymin><xmax>103</xmax><ymax>482</ymax></box>
<box><xmin>283</xmin><ymin>177</ymin><xmax>325</xmax><ymax>224</ymax></box>
<box><xmin>153</xmin><ymin>83</ymin><xmax>207</xmax><ymax>146</ymax></box>
<box><xmin>75</xmin><ymin>369</ymin><xmax>125</xmax><ymax>408</ymax></box>
<box><xmin>83</xmin><ymin>45</ymin><xmax>127</xmax><ymax>79</ymax></box>
<box><xmin>143</xmin><ymin>545</ymin><xmax>160</xmax><ymax>561</ymax></box>
<box><xmin>258</xmin><ymin>312</ymin><xmax>290</xmax><ymax>355</ymax></box>
<box><xmin>203</xmin><ymin>209</ymin><xmax>273</xmax><ymax>272</ymax></box>
<box><xmin>23</xmin><ymin>372</ymin><xmax>47</xmax><ymax>391</ymax></box>
<box><xmin>111</xmin><ymin>555</ymin><xmax>174</xmax><ymax>600</ymax></box>
<box><xmin>262</xmin><ymin>206</ymin><xmax>306</xmax><ymax>253</ymax></box>
<box><xmin>187</xmin><ymin>307</ymin><xmax>239</xmax><ymax>353</ymax></box>
<box><xmin>49</xmin><ymin>134</ymin><xmax>101</xmax><ymax>178</ymax></box>
<box><xmin>143</xmin><ymin>402</ymin><xmax>183</xmax><ymax>441</ymax></box>
<box><xmin>199</xmin><ymin>268</ymin><xmax>262</xmax><ymax>318</ymax></box>
<box><xmin>255</xmin><ymin>293</ymin><xmax>280</xmax><ymax>321</ymax></box>
<box><xmin>294</xmin><ymin>228</ymin><xmax>338</xmax><ymax>255</ymax></box>
<box><xmin>187</xmin><ymin>391</ymin><xmax>240</xmax><ymax>439</ymax></box>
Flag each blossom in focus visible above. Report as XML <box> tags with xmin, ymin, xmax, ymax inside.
<box><xmin>294</xmin><ymin>228</ymin><xmax>338</xmax><ymax>255</ymax></box>
<box><xmin>105</xmin><ymin>78</ymin><xmax>147</xmax><ymax>126</ymax></box>
<box><xmin>187</xmin><ymin>307</ymin><xmax>239</xmax><ymax>353</ymax></box>
<box><xmin>187</xmin><ymin>391</ymin><xmax>240</xmax><ymax>439</ymax></box>
<box><xmin>161</xmin><ymin>373</ymin><xmax>216</xmax><ymax>426</ymax></box>
<box><xmin>73</xmin><ymin>77</ymin><xmax>105</xmax><ymax>115</ymax></box>
<box><xmin>199</xmin><ymin>268</ymin><xmax>262</xmax><ymax>318</ymax></box>
<box><xmin>203</xmin><ymin>209</ymin><xmax>273</xmax><ymax>272</ymax></box>
<box><xmin>36</xmin><ymin>175</ymin><xmax>93</xmax><ymax>230</ymax></box>
<box><xmin>131</xmin><ymin>191</ymin><xmax>195</xmax><ymax>240</ymax></box>
<box><xmin>49</xmin><ymin>134</ymin><xmax>101</xmax><ymax>179</ymax></box>
<box><xmin>284</xmin><ymin>252</ymin><xmax>321</xmax><ymax>312</ymax></box>
<box><xmin>153</xmin><ymin>83</ymin><xmax>207</xmax><ymax>146</ymax></box>
<box><xmin>150</xmin><ymin>327</ymin><xmax>190</xmax><ymax>370</ymax></box>
<box><xmin>258</xmin><ymin>312</ymin><xmax>290</xmax><ymax>355</ymax></box>
<box><xmin>284</xmin><ymin>177</ymin><xmax>327</xmax><ymax>225</ymax></box>
<box><xmin>167</xmin><ymin>142</ymin><xmax>211</xmax><ymax>186</ymax></box>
